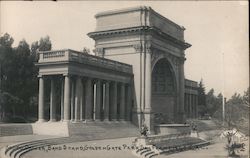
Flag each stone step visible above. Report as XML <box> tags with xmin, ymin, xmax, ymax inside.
<box><xmin>139</xmin><ymin>148</ymin><xmax>151</xmax><ymax>155</ymax></box>
<box><xmin>0</xmin><ymin>124</ymin><xmax>33</xmax><ymax>137</ymax></box>
<box><xmin>144</xmin><ymin>151</ymin><xmax>155</xmax><ymax>157</ymax></box>
<box><xmin>14</xmin><ymin>143</ymin><xmax>53</xmax><ymax>158</ymax></box>
<box><xmin>68</xmin><ymin>122</ymin><xmax>139</xmax><ymax>139</ymax></box>
<box><xmin>7</xmin><ymin>142</ymin><xmax>49</xmax><ymax>157</ymax></box>
<box><xmin>158</xmin><ymin>138</ymin><xmax>210</xmax><ymax>155</ymax></box>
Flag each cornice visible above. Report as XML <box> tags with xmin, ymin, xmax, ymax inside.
<box><xmin>88</xmin><ymin>26</ymin><xmax>191</xmax><ymax>50</ymax></box>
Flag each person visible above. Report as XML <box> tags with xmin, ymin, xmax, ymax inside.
<box><xmin>140</xmin><ymin>124</ymin><xmax>148</xmax><ymax>137</ymax></box>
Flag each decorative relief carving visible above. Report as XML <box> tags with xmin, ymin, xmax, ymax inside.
<box><xmin>94</xmin><ymin>48</ymin><xmax>104</xmax><ymax>57</ymax></box>
<box><xmin>133</xmin><ymin>44</ymin><xmax>142</xmax><ymax>53</ymax></box>
<box><xmin>151</xmin><ymin>46</ymin><xmax>184</xmax><ymax>70</ymax></box>
<box><xmin>133</xmin><ymin>43</ymin><xmax>152</xmax><ymax>54</ymax></box>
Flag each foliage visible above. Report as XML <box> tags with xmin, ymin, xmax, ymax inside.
<box><xmin>31</xmin><ymin>35</ymin><xmax>52</xmax><ymax>61</ymax></box>
<box><xmin>242</xmin><ymin>87</ymin><xmax>249</xmax><ymax>106</ymax></box>
<box><xmin>197</xmin><ymin>79</ymin><xmax>207</xmax><ymax>116</ymax></box>
<box><xmin>82</xmin><ymin>47</ymin><xmax>90</xmax><ymax>54</ymax></box>
<box><xmin>213</xmin><ymin>88</ymin><xmax>249</xmax><ymax>134</ymax></box>
<box><xmin>206</xmin><ymin>89</ymin><xmax>223</xmax><ymax>117</ymax></box>
<box><xmin>0</xmin><ymin>33</ymin><xmax>52</xmax><ymax>122</ymax></box>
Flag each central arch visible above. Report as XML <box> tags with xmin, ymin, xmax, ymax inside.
<box><xmin>151</xmin><ymin>58</ymin><xmax>177</xmax><ymax>124</ymax></box>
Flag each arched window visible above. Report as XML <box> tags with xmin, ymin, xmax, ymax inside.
<box><xmin>152</xmin><ymin>59</ymin><xmax>175</xmax><ymax>95</ymax></box>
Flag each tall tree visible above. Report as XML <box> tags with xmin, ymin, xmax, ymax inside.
<box><xmin>0</xmin><ymin>34</ymin><xmax>53</xmax><ymax>122</ymax></box>
<box><xmin>206</xmin><ymin>88</ymin><xmax>223</xmax><ymax>116</ymax></box>
<box><xmin>0</xmin><ymin>33</ymin><xmax>15</xmax><ymax>121</ymax></box>
<box><xmin>0</xmin><ymin>33</ymin><xmax>14</xmax><ymax>89</ymax></box>
<box><xmin>31</xmin><ymin>36</ymin><xmax>52</xmax><ymax>61</ymax></box>
<box><xmin>38</xmin><ymin>36</ymin><xmax>52</xmax><ymax>51</ymax></box>
<box><xmin>242</xmin><ymin>87</ymin><xmax>249</xmax><ymax>106</ymax></box>
<box><xmin>197</xmin><ymin>79</ymin><xmax>206</xmax><ymax>116</ymax></box>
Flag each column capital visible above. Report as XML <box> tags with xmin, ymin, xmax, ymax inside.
<box><xmin>178</xmin><ymin>57</ymin><xmax>186</xmax><ymax>65</ymax></box>
<box><xmin>102</xmin><ymin>80</ymin><xmax>111</xmax><ymax>84</ymax></box>
<box><xmin>37</xmin><ymin>74</ymin><xmax>43</xmax><ymax>78</ymax></box>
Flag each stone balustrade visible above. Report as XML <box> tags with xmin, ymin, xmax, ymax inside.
<box><xmin>146</xmin><ymin>132</ymin><xmax>190</xmax><ymax>145</ymax></box>
<box><xmin>38</xmin><ymin>49</ymin><xmax>132</xmax><ymax>74</ymax></box>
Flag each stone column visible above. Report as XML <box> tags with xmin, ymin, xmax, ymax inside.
<box><xmin>178</xmin><ymin>59</ymin><xmax>185</xmax><ymax>123</ymax></box>
<box><xmin>189</xmin><ymin>94</ymin><xmax>192</xmax><ymax>118</ymax></box>
<box><xmin>104</xmin><ymin>81</ymin><xmax>110</xmax><ymax>121</ymax></box>
<box><xmin>190</xmin><ymin>94</ymin><xmax>194</xmax><ymax>118</ymax></box>
<box><xmin>85</xmin><ymin>78</ymin><xmax>93</xmax><ymax>121</ymax></box>
<box><xmin>110</xmin><ymin>81</ymin><xmax>117</xmax><ymax>121</ymax></box>
<box><xmin>192</xmin><ymin>95</ymin><xmax>195</xmax><ymax>118</ymax></box>
<box><xmin>63</xmin><ymin>75</ymin><xmax>71</xmax><ymax>121</ymax></box>
<box><xmin>74</xmin><ymin>77</ymin><xmax>82</xmax><ymax>122</ymax></box>
<box><xmin>80</xmin><ymin>80</ymin><xmax>85</xmax><ymax>121</ymax></box>
<box><xmin>126</xmin><ymin>84</ymin><xmax>132</xmax><ymax>121</ymax></box>
<box><xmin>195</xmin><ymin>95</ymin><xmax>198</xmax><ymax>118</ymax></box>
<box><xmin>50</xmin><ymin>78</ymin><xmax>56</xmax><ymax>122</ymax></box>
<box><xmin>144</xmin><ymin>48</ymin><xmax>153</xmax><ymax>133</ymax></box>
<box><xmin>70</xmin><ymin>79</ymin><xmax>75</xmax><ymax>121</ymax></box>
<box><xmin>60</xmin><ymin>78</ymin><xmax>64</xmax><ymax>121</ymax></box>
<box><xmin>184</xmin><ymin>93</ymin><xmax>187</xmax><ymax>117</ymax></box>
<box><xmin>187</xmin><ymin>93</ymin><xmax>191</xmax><ymax>118</ymax></box>
<box><xmin>119</xmin><ymin>83</ymin><xmax>125</xmax><ymax>121</ymax></box>
<box><xmin>95</xmin><ymin>80</ymin><xmax>102</xmax><ymax>121</ymax></box>
<box><xmin>38</xmin><ymin>76</ymin><xmax>45</xmax><ymax>122</ymax></box>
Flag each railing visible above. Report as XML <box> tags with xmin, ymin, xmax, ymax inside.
<box><xmin>146</xmin><ymin>133</ymin><xmax>190</xmax><ymax>145</ymax></box>
<box><xmin>43</xmin><ymin>50</ymin><xmax>65</xmax><ymax>59</ymax></box>
<box><xmin>38</xmin><ymin>49</ymin><xmax>132</xmax><ymax>73</ymax></box>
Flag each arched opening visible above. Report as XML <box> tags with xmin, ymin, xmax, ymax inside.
<box><xmin>151</xmin><ymin>58</ymin><xmax>177</xmax><ymax>124</ymax></box>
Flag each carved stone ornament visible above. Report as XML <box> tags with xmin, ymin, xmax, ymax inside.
<box><xmin>94</xmin><ymin>48</ymin><xmax>104</xmax><ymax>56</ymax></box>
<box><xmin>133</xmin><ymin>44</ymin><xmax>142</xmax><ymax>53</ymax></box>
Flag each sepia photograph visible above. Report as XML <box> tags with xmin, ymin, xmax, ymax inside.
<box><xmin>0</xmin><ymin>1</ymin><xmax>249</xmax><ymax>158</ymax></box>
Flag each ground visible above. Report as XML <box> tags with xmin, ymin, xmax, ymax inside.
<box><xmin>24</xmin><ymin>137</ymin><xmax>138</xmax><ymax>158</ymax></box>
<box><xmin>1</xmin><ymin>135</ymin><xmax>248</xmax><ymax>158</ymax></box>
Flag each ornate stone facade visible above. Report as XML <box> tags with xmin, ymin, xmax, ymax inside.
<box><xmin>88</xmin><ymin>6</ymin><xmax>191</xmax><ymax>133</ymax></box>
<box><xmin>36</xmin><ymin>6</ymin><xmax>198</xmax><ymax>135</ymax></box>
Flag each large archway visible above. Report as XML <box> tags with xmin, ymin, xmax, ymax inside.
<box><xmin>151</xmin><ymin>58</ymin><xmax>177</xmax><ymax>124</ymax></box>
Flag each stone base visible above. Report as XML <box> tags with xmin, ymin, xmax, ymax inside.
<box><xmin>0</xmin><ymin>124</ymin><xmax>33</xmax><ymax>137</ymax></box>
<box><xmin>32</xmin><ymin>122</ymin><xmax>69</xmax><ymax>136</ymax></box>
<box><xmin>154</xmin><ymin>124</ymin><xmax>190</xmax><ymax>135</ymax></box>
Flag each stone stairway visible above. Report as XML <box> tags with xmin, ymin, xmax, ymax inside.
<box><xmin>133</xmin><ymin>145</ymin><xmax>159</xmax><ymax>158</ymax></box>
<box><xmin>1</xmin><ymin>138</ymin><xmax>58</xmax><ymax>158</ymax></box>
<box><xmin>133</xmin><ymin>135</ymin><xmax>210</xmax><ymax>158</ymax></box>
<box><xmin>1</xmin><ymin>122</ymin><xmax>140</xmax><ymax>158</ymax></box>
<box><xmin>68</xmin><ymin>121</ymin><xmax>139</xmax><ymax>138</ymax></box>
<box><xmin>0</xmin><ymin>124</ymin><xmax>33</xmax><ymax>137</ymax></box>
<box><xmin>154</xmin><ymin>137</ymin><xmax>210</xmax><ymax>155</ymax></box>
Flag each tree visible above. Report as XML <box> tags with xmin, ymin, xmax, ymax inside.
<box><xmin>242</xmin><ymin>87</ymin><xmax>249</xmax><ymax>106</ymax></box>
<box><xmin>39</xmin><ymin>36</ymin><xmax>52</xmax><ymax>51</ymax></box>
<box><xmin>0</xmin><ymin>33</ymin><xmax>14</xmax><ymax>89</ymax></box>
<box><xmin>82</xmin><ymin>47</ymin><xmax>90</xmax><ymax>54</ymax></box>
<box><xmin>0</xmin><ymin>33</ymin><xmax>53</xmax><ymax>122</ymax></box>
<box><xmin>0</xmin><ymin>33</ymin><xmax>14</xmax><ymax>120</ymax></box>
<box><xmin>197</xmin><ymin>79</ymin><xmax>207</xmax><ymax>116</ymax></box>
<box><xmin>206</xmin><ymin>89</ymin><xmax>223</xmax><ymax>117</ymax></box>
<box><xmin>31</xmin><ymin>36</ymin><xmax>52</xmax><ymax>61</ymax></box>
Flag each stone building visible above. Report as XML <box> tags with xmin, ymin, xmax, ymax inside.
<box><xmin>35</xmin><ymin>6</ymin><xmax>198</xmax><ymax>135</ymax></box>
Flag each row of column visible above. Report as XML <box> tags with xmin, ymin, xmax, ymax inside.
<box><xmin>38</xmin><ymin>75</ymin><xmax>132</xmax><ymax>122</ymax></box>
<box><xmin>184</xmin><ymin>93</ymin><xmax>198</xmax><ymax>118</ymax></box>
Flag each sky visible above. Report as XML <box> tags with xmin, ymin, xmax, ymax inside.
<box><xmin>0</xmin><ymin>1</ymin><xmax>249</xmax><ymax>98</ymax></box>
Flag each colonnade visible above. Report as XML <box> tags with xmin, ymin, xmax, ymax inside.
<box><xmin>37</xmin><ymin>75</ymin><xmax>132</xmax><ymax>123</ymax></box>
<box><xmin>184</xmin><ymin>93</ymin><xmax>198</xmax><ymax>118</ymax></box>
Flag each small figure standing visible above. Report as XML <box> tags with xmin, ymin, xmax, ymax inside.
<box><xmin>140</xmin><ymin>124</ymin><xmax>149</xmax><ymax>137</ymax></box>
